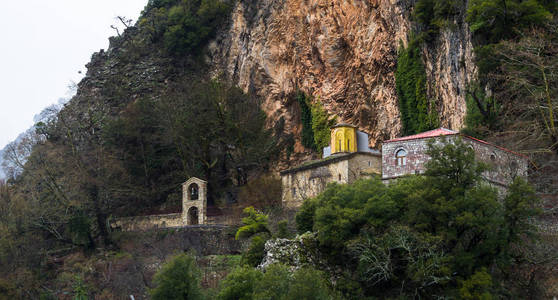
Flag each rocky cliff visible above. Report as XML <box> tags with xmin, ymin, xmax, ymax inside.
<box><xmin>209</xmin><ymin>0</ymin><xmax>476</xmax><ymax>151</ymax></box>
<box><xmin>71</xmin><ymin>0</ymin><xmax>476</xmax><ymax>165</ymax></box>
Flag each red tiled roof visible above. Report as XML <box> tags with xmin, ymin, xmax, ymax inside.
<box><xmin>384</xmin><ymin>128</ymin><xmax>528</xmax><ymax>158</ymax></box>
<box><xmin>384</xmin><ymin>128</ymin><xmax>458</xmax><ymax>143</ymax></box>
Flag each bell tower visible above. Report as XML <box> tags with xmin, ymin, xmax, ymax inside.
<box><xmin>330</xmin><ymin>124</ymin><xmax>358</xmax><ymax>154</ymax></box>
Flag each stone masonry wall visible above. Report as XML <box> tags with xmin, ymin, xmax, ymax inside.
<box><xmin>281</xmin><ymin>153</ymin><xmax>382</xmax><ymax>208</ymax></box>
<box><xmin>382</xmin><ymin>135</ymin><xmax>528</xmax><ymax>187</ymax></box>
<box><xmin>281</xmin><ymin>159</ymin><xmax>349</xmax><ymax>208</ymax></box>
<box><xmin>348</xmin><ymin>153</ymin><xmax>382</xmax><ymax>182</ymax></box>
<box><xmin>111</xmin><ymin>213</ymin><xmax>183</xmax><ymax>231</ymax></box>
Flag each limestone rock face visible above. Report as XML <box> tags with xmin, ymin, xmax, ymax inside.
<box><xmin>209</xmin><ymin>0</ymin><xmax>476</xmax><ymax>152</ymax></box>
<box><xmin>423</xmin><ymin>8</ymin><xmax>477</xmax><ymax>130</ymax></box>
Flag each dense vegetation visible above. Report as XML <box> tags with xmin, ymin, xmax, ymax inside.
<box><xmin>144</xmin><ymin>138</ymin><xmax>548</xmax><ymax>299</ymax></box>
<box><xmin>293</xmin><ymin>138</ymin><xmax>544</xmax><ymax>298</ymax></box>
<box><xmin>0</xmin><ymin>76</ymin><xmax>279</xmax><ymax>297</ymax></box>
<box><xmin>139</xmin><ymin>0</ymin><xmax>231</xmax><ymax>55</ymax></box>
<box><xmin>296</xmin><ymin>92</ymin><xmax>336</xmax><ymax>153</ymax></box>
<box><xmin>395</xmin><ymin>38</ymin><xmax>439</xmax><ymax>135</ymax></box>
<box><xmin>0</xmin><ymin>0</ymin><xmax>557</xmax><ymax>297</ymax></box>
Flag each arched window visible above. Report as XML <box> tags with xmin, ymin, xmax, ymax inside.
<box><xmin>396</xmin><ymin>149</ymin><xmax>407</xmax><ymax>166</ymax></box>
<box><xmin>188</xmin><ymin>183</ymin><xmax>199</xmax><ymax>200</ymax></box>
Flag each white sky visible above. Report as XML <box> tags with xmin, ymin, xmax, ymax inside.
<box><xmin>0</xmin><ymin>0</ymin><xmax>147</xmax><ymax>149</ymax></box>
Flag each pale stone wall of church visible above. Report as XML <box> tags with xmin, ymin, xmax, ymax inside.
<box><xmin>281</xmin><ymin>153</ymin><xmax>382</xmax><ymax>208</ymax></box>
<box><xmin>347</xmin><ymin>153</ymin><xmax>382</xmax><ymax>182</ymax></box>
<box><xmin>281</xmin><ymin>159</ymin><xmax>349</xmax><ymax>208</ymax></box>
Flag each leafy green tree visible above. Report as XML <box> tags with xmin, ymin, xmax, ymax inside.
<box><xmin>424</xmin><ymin>137</ymin><xmax>487</xmax><ymax>196</ymax></box>
<box><xmin>295</xmin><ymin>137</ymin><xmax>540</xmax><ymax>297</ymax></box>
<box><xmin>467</xmin><ymin>0</ymin><xmax>552</xmax><ymax>43</ymax></box>
<box><xmin>502</xmin><ymin>177</ymin><xmax>540</xmax><ymax>245</ymax></box>
<box><xmin>241</xmin><ymin>234</ymin><xmax>268</xmax><ymax>267</ymax></box>
<box><xmin>458</xmin><ymin>268</ymin><xmax>494</xmax><ymax>300</ymax></box>
<box><xmin>462</xmin><ymin>84</ymin><xmax>501</xmax><ymax>137</ymax></box>
<box><xmin>285</xmin><ymin>267</ymin><xmax>330</xmax><ymax>300</ymax></box>
<box><xmin>140</xmin><ymin>0</ymin><xmax>231</xmax><ymax>55</ymax></box>
<box><xmin>295</xmin><ymin>197</ymin><xmax>318</xmax><ymax>234</ymax></box>
<box><xmin>252</xmin><ymin>264</ymin><xmax>291</xmax><ymax>299</ymax></box>
<box><xmin>150</xmin><ymin>253</ymin><xmax>203</xmax><ymax>300</ymax></box>
<box><xmin>235</xmin><ymin>206</ymin><xmax>270</xmax><ymax>240</ymax></box>
<box><xmin>413</xmin><ymin>0</ymin><xmax>460</xmax><ymax>40</ymax></box>
<box><xmin>218</xmin><ymin>264</ymin><xmax>332</xmax><ymax>300</ymax></box>
<box><xmin>217</xmin><ymin>267</ymin><xmax>262</xmax><ymax>300</ymax></box>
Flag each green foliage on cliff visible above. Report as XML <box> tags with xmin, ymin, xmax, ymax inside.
<box><xmin>296</xmin><ymin>92</ymin><xmax>317</xmax><ymax>150</ymax></box>
<box><xmin>413</xmin><ymin>0</ymin><xmax>460</xmax><ymax>40</ymax></box>
<box><xmin>140</xmin><ymin>0</ymin><xmax>231</xmax><ymax>55</ymax></box>
<box><xmin>467</xmin><ymin>0</ymin><xmax>552</xmax><ymax>43</ymax></box>
<box><xmin>295</xmin><ymin>137</ymin><xmax>539</xmax><ymax>298</ymax></box>
<box><xmin>296</xmin><ymin>92</ymin><xmax>336</xmax><ymax>152</ymax></box>
<box><xmin>311</xmin><ymin>100</ymin><xmax>336</xmax><ymax>151</ymax></box>
<box><xmin>395</xmin><ymin>39</ymin><xmax>439</xmax><ymax>135</ymax></box>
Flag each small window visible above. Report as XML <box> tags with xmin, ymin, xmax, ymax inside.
<box><xmin>338</xmin><ymin>174</ymin><xmax>342</xmax><ymax>181</ymax></box>
<box><xmin>490</xmin><ymin>153</ymin><xmax>496</xmax><ymax>162</ymax></box>
<box><xmin>347</xmin><ymin>139</ymin><xmax>350</xmax><ymax>151</ymax></box>
<box><xmin>368</xmin><ymin>161</ymin><xmax>371</xmax><ymax>167</ymax></box>
<box><xmin>396</xmin><ymin>149</ymin><xmax>407</xmax><ymax>166</ymax></box>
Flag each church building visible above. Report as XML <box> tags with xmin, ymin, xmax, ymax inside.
<box><xmin>280</xmin><ymin>124</ymin><xmax>382</xmax><ymax>208</ymax></box>
<box><xmin>281</xmin><ymin>126</ymin><xmax>529</xmax><ymax>208</ymax></box>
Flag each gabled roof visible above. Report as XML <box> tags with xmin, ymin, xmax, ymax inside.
<box><xmin>384</xmin><ymin>128</ymin><xmax>527</xmax><ymax>158</ymax></box>
<box><xmin>384</xmin><ymin>128</ymin><xmax>458</xmax><ymax>143</ymax></box>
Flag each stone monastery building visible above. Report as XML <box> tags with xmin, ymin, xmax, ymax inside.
<box><xmin>281</xmin><ymin>126</ymin><xmax>529</xmax><ymax>208</ymax></box>
<box><xmin>113</xmin><ymin>125</ymin><xmax>528</xmax><ymax>230</ymax></box>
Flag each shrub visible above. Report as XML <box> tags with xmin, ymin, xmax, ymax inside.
<box><xmin>296</xmin><ymin>93</ymin><xmax>335</xmax><ymax>153</ymax></box>
<box><xmin>217</xmin><ymin>267</ymin><xmax>262</xmax><ymax>300</ymax></box>
<box><xmin>141</xmin><ymin>0</ymin><xmax>231</xmax><ymax>55</ymax></box>
<box><xmin>459</xmin><ymin>268</ymin><xmax>494</xmax><ymax>300</ymax></box>
<box><xmin>286</xmin><ymin>267</ymin><xmax>330</xmax><ymax>300</ymax></box>
<box><xmin>467</xmin><ymin>0</ymin><xmax>552</xmax><ymax>43</ymax></box>
<box><xmin>218</xmin><ymin>264</ymin><xmax>332</xmax><ymax>300</ymax></box>
<box><xmin>295</xmin><ymin>138</ymin><xmax>540</xmax><ymax>297</ymax></box>
<box><xmin>241</xmin><ymin>234</ymin><xmax>269</xmax><ymax>267</ymax></box>
<box><xmin>413</xmin><ymin>0</ymin><xmax>460</xmax><ymax>40</ymax></box>
<box><xmin>274</xmin><ymin>220</ymin><xmax>291</xmax><ymax>239</ymax></box>
<box><xmin>235</xmin><ymin>206</ymin><xmax>270</xmax><ymax>240</ymax></box>
<box><xmin>150</xmin><ymin>253</ymin><xmax>203</xmax><ymax>300</ymax></box>
<box><xmin>252</xmin><ymin>264</ymin><xmax>291</xmax><ymax>299</ymax></box>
